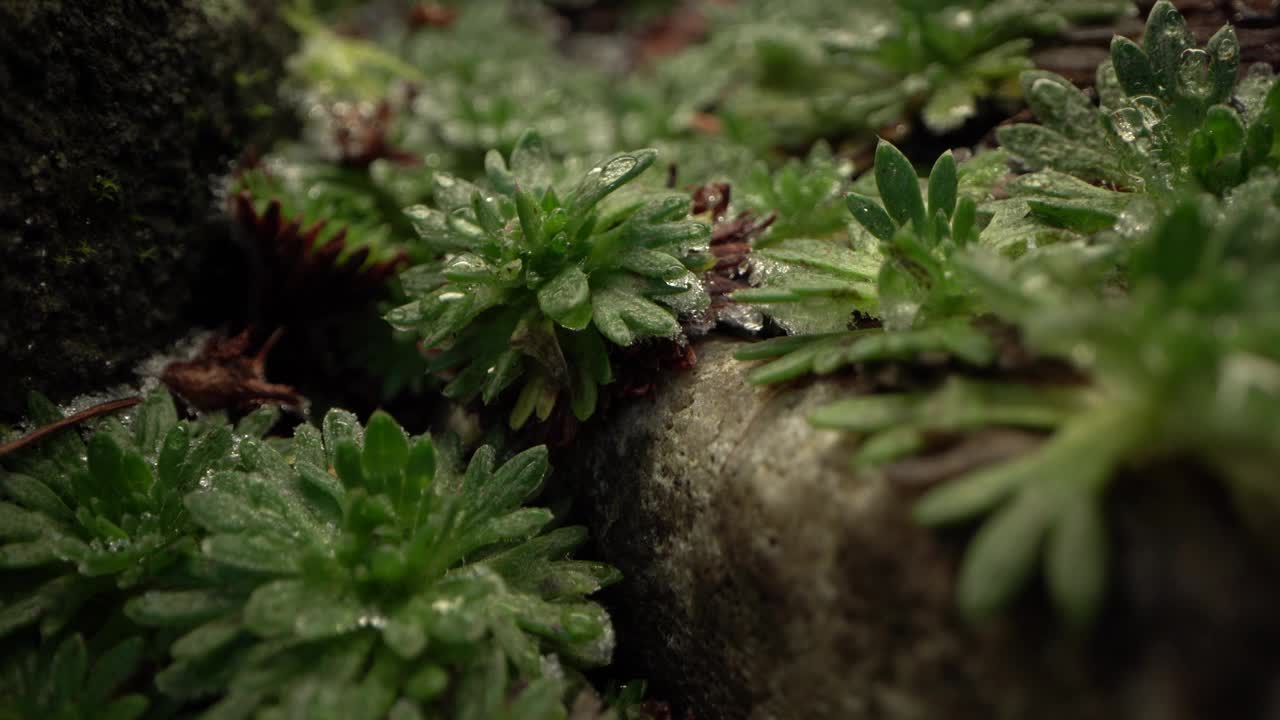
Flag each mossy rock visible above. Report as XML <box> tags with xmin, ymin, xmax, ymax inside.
<box><xmin>0</xmin><ymin>0</ymin><xmax>295</xmax><ymax>420</ymax></box>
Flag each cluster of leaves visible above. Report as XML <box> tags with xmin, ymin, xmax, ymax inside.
<box><xmin>387</xmin><ymin>130</ymin><xmax>710</xmax><ymax>427</ymax></box>
<box><xmin>235</xmin><ymin>160</ymin><xmax>421</xmax><ymax>272</ymax></box>
<box><xmin>999</xmin><ymin>1</ymin><xmax>1280</xmax><ymax>199</ymax></box>
<box><xmin>729</xmin><ymin>2</ymin><xmax>1280</xmax><ymax>627</ymax></box>
<box><xmin>0</xmin><ymin>394</ymin><xmax>623</xmax><ymax>718</ymax></box>
<box><xmin>734</xmin><ymin>141</ymin><xmax>993</xmax><ymax>383</ymax></box>
<box><xmin>0</xmin><ymin>633</ymin><xmax>150</xmax><ymax>720</ymax></box>
<box><xmin>652</xmin><ymin>0</ymin><xmax>1129</xmax><ymax>154</ymax></box>
<box><xmin>814</xmin><ymin>185</ymin><xmax>1280</xmax><ymax>626</ymax></box>
<box><xmin>0</xmin><ymin>391</ymin><xmax>253</xmax><ymax>643</ymax></box>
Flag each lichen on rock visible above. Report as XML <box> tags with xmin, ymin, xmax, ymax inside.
<box><xmin>0</xmin><ymin>0</ymin><xmax>295</xmax><ymax>421</ymax></box>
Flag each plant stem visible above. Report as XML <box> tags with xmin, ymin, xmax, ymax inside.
<box><xmin>0</xmin><ymin>396</ymin><xmax>142</xmax><ymax>457</ymax></box>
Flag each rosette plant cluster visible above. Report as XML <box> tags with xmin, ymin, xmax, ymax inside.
<box><xmin>1</xmin><ymin>395</ymin><xmax>622</xmax><ymax>718</ymax></box>
<box><xmin>388</xmin><ymin>130</ymin><xmax>711</xmax><ymax>427</ymax></box>
<box><xmin>129</xmin><ymin>409</ymin><xmax>619</xmax><ymax>718</ymax></box>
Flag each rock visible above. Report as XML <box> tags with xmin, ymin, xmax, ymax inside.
<box><xmin>0</xmin><ymin>0</ymin><xmax>295</xmax><ymax>421</ymax></box>
<box><xmin>564</xmin><ymin>337</ymin><xmax>1280</xmax><ymax>720</ymax></box>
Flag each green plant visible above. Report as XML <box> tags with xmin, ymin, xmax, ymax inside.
<box><xmin>0</xmin><ymin>390</ymin><xmax>257</xmax><ymax>641</ymax></box>
<box><xmin>129</xmin><ymin>409</ymin><xmax>619</xmax><ymax>718</ymax></box>
<box><xmin>399</xmin><ymin>3</ymin><xmax>618</xmax><ymax>173</ymax></box>
<box><xmin>999</xmin><ymin>0</ymin><xmax>1280</xmax><ymax>199</ymax></box>
<box><xmin>735</xmin><ymin>141</ymin><xmax>993</xmax><ymax>384</ymax></box>
<box><xmin>0</xmin><ymin>634</ymin><xmax>149</xmax><ymax>720</ymax></box>
<box><xmin>235</xmin><ymin>158</ymin><xmax>422</xmax><ymax>270</ymax></box>
<box><xmin>388</xmin><ymin>130</ymin><xmax>710</xmax><ymax>427</ymax></box>
<box><xmin>736</xmin><ymin>143</ymin><xmax>853</xmax><ymax>247</ymax></box>
<box><xmin>813</xmin><ymin>186</ymin><xmax>1280</xmax><ymax>626</ymax></box>
<box><xmin>684</xmin><ymin>0</ymin><xmax>1128</xmax><ymax>150</ymax></box>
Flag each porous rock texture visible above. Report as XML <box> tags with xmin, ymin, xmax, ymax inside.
<box><xmin>566</xmin><ymin>337</ymin><xmax>1280</xmax><ymax>720</ymax></box>
<box><xmin>0</xmin><ymin>0</ymin><xmax>294</xmax><ymax>421</ymax></box>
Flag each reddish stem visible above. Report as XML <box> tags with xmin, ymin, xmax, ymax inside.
<box><xmin>0</xmin><ymin>396</ymin><xmax>143</xmax><ymax>457</ymax></box>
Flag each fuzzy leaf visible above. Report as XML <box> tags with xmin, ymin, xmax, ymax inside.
<box><xmin>127</xmin><ymin>590</ymin><xmax>238</xmax><ymax>627</ymax></box>
<box><xmin>927</xmin><ymin>151</ymin><xmax>958</xmax><ymax>220</ymax></box>
<box><xmin>1109</xmin><ymin>37</ymin><xmax>1157</xmax><ymax>97</ymax></box>
<box><xmin>874</xmin><ymin>141</ymin><xmax>926</xmax><ymax>231</ymax></box>
<box><xmin>957</xmin><ymin>492</ymin><xmax>1054</xmax><ymax>621</ymax></box>
<box><xmin>363</xmin><ymin>411</ymin><xmax>410</xmax><ymax>481</ymax></box>
<box><xmin>1143</xmin><ymin>1</ymin><xmax>1194</xmax><ymax>92</ymax></box>
<box><xmin>537</xmin><ymin>266</ymin><xmax>593</xmax><ymax>331</ymax></box>
<box><xmin>590</xmin><ymin>286</ymin><xmax>680</xmax><ymax>346</ymax></box>
<box><xmin>846</xmin><ymin>193</ymin><xmax>895</xmax><ymax>242</ymax></box>
<box><xmin>570</xmin><ymin>149</ymin><xmax>657</xmax><ymax>213</ymax></box>
<box><xmin>1046</xmin><ymin>495</ymin><xmax>1108</xmax><ymax>628</ymax></box>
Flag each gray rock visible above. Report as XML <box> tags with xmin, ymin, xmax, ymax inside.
<box><xmin>566</xmin><ymin>337</ymin><xmax>1280</xmax><ymax>720</ymax></box>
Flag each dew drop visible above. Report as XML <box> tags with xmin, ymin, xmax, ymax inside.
<box><xmin>599</xmin><ymin>155</ymin><xmax>638</xmax><ymax>185</ymax></box>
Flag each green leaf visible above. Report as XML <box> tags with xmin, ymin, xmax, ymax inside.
<box><xmin>405</xmin><ymin>439</ymin><xmax>437</xmax><ymax>498</ymax></box>
<box><xmin>86</xmin><ymin>637</ymin><xmax>144</xmax><ymax>704</ymax></box>
<box><xmin>1206</xmin><ymin>25</ymin><xmax>1240</xmax><ymax>105</ymax></box>
<box><xmin>85</xmin><ymin>432</ymin><xmax>127</xmax><ymax>506</ymax></box>
<box><xmin>744</xmin><ymin>343</ymin><xmax>820</xmax><ymax>385</ymax></box>
<box><xmin>2</xmin><ymin>473</ymin><xmax>73</xmax><ymax>522</ymax></box>
<box><xmin>247</xmin><ymin>580</ymin><xmax>365</xmax><ymax>640</ymax></box>
<box><xmin>471</xmin><ymin>191</ymin><xmax>505</xmax><ymax>234</ymax></box>
<box><xmin>537</xmin><ymin>266</ymin><xmax>593</xmax><ymax>331</ymax></box>
<box><xmin>810</xmin><ymin>393</ymin><xmax>922</xmax><ymax>432</ymax></box>
<box><xmin>362</xmin><ymin>411</ymin><xmax>410</xmax><ymax>481</ymax></box>
<box><xmin>570</xmin><ymin>149</ymin><xmax>657</xmax><ymax>213</ymax></box>
<box><xmin>914</xmin><ymin>453</ymin><xmax>1037</xmax><ymax>525</ymax></box>
<box><xmin>1021</xmin><ymin>71</ymin><xmax>1105</xmax><ymax>144</ymax></box>
<box><xmin>1204</xmin><ymin>104</ymin><xmax>1246</xmax><ymax>152</ymax></box>
<box><xmin>1025</xmin><ymin>199</ymin><xmax>1117</xmax><ymax>233</ymax></box>
<box><xmin>51</xmin><ymin>634</ymin><xmax>89</xmax><ymax>705</ymax></box>
<box><xmin>1046</xmin><ymin>495</ymin><xmax>1108</xmax><ymax>628</ymax></box>
<box><xmin>479</xmin><ymin>445</ymin><xmax>549</xmax><ymax>515</ymax></box>
<box><xmin>921</xmin><ymin>79</ymin><xmax>977</xmax><ymax>135</ymax></box>
<box><xmin>1109</xmin><ymin>37</ymin><xmax>1157</xmax><ymax>97</ymax></box>
<box><xmin>1142</xmin><ymin>1</ymin><xmax>1194</xmax><ymax>92</ymax></box>
<box><xmin>433</xmin><ymin>173</ymin><xmax>484</xmax><ymax>212</ymax></box>
<box><xmin>956</xmin><ymin>491</ymin><xmax>1054</xmax><ymax>622</ymax></box>
<box><xmin>845</xmin><ymin>193</ymin><xmax>895</xmax><ymax>242</ymax></box>
<box><xmin>185</xmin><ymin>485</ymin><xmax>276</xmax><ymax>536</ymax></box>
<box><xmin>515</xmin><ymin>187</ymin><xmax>544</xmax><ymax>248</ymax></box>
<box><xmin>177</xmin><ymin>426</ymin><xmax>233</xmax><ymax>491</ymax></box>
<box><xmin>951</xmin><ymin>196</ymin><xmax>977</xmax><ymax>246</ymax></box>
<box><xmin>292</xmin><ymin>423</ymin><xmax>326</xmax><ymax>469</ymax></box>
<box><xmin>874</xmin><ymin>140</ymin><xmax>926</xmax><ymax>231</ymax></box>
<box><xmin>132</xmin><ymin>390</ymin><xmax>178</xmax><ymax>454</ymax></box>
<box><xmin>127</xmin><ymin>590</ymin><xmax>236</xmax><ymax>627</ymax></box>
<box><xmin>996</xmin><ymin>124</ymin><xmax>1126</xmax><ymax>185</ymax></box>
<box><xmin>0</xmin><ymin>541</ymin><xmax>61</xmax><ymax>568</ymax></box>
<box><xmin>323</xmin><ymin>409</ymin><xmax>364</xmax><ymax>466</ymax></box>
<box><xmin>202</xmin><ymin>534</ymin><xmax>301</xmax><ymax>575</ymax></box>
<box><xmin>590</xmin><ymin>286</ymin><xmax>680</xmax><ymax>346</ymax></box>
<box><xmin>1134</xmin><ymin>200</ymin><xmax>1207</xmax><ymax>288</ymax></box>
<box><xmin>484</xmin><ymin>149</ymin><xmax>516</xmax><ymax>196</ymax></box>
<box><xmin>617</xmin><ymin>248</ymin><xmax>687</xmax><ymax>281</ymax></box>
<box><xmin>171</xmin><ymin>619</ymin><xmax>242</xmax><ymax>659</ymax></box>
<box><xmin>334</xmin><ymin>442</ymin><xmax>366</xmax><ymax>490</ymax></box>
<box><xmin>510</xmin><ymin>129</ymin><xmax>552</xmax><ymax>194</ymax></box>
<box><xmin>383</xmin><ymin>611</ymin><xmax>427</xmax><ymax>660</ymax></box>
<box><xmin>0</xmin><ymin>576</ymin><xmax>70</xmax><ymax>638</ymax></box>
<box><xmin>927</xmin><ymin>151</ymin><xmax>957</xmax><ymax>220</ymax></box>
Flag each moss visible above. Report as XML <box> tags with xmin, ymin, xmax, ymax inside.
<box><xmin>0</xmin><ymin>0</ymin><xmax>296</xmax><ymax>420</ymax></box>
